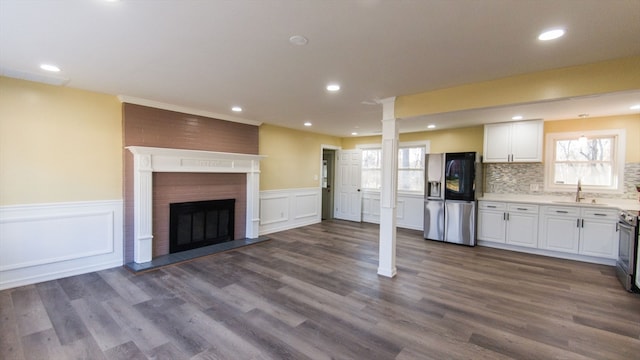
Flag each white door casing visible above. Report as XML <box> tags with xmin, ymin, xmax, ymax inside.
<box><xmin>334</xmin><ymin>149</ymin><xmax>362</xmax><ymax>222</ymax></box>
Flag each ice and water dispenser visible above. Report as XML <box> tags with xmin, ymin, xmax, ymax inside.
<box><xmin>426</xmin><ymin>153</ymin><xmax>444</xmax><ymax>199</ymax></box>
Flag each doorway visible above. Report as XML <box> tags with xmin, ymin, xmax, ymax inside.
<box><xmin>321</xmin><ymin>149</ymin><xmax>336</xmax><ymax>220</ymax></box>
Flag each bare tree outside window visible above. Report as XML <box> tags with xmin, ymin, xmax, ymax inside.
<box><xmin>361</xmin><ymin>146</ymin><xmax>425</xmax><ymax>192</ymax></box>
<box><xmin>554</xmin><ymin>136</ymin><xmax>614</xmax><ymax>186</ymax></box>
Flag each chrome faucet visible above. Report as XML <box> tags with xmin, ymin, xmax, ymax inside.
<box><xmin>575</xmin><ymin>179</ymin><xmax>585</xmax><ymax>202</ymax></box>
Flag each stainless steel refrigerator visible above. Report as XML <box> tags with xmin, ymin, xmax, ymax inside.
<box><xmin>424</xmin><ymin>152</ymin><xmax>480</xmax><ymax>246</ymax></box>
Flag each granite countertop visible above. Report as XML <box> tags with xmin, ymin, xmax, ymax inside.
<box><xmin>478</xmin><ymin>193</ymin><xmax>640</xmax><ymax>213</ymax></box>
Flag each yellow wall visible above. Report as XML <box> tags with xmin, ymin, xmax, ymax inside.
<box><xmin>544</xmin><ymin>114</ymin><xmax>640</xmax><ymax>162</ymax></box>
<box><xmin>396</xmin><ymin>56</ymin><xmax>640</xmax><ymax>119</ymax></box>
<box><xmin>2</xmin><ymin>74</ymin><xmax>636</xmax><ymax>204</ymax></box>
<box><xmin>0</xmin><ymin>77</ymin><xmax>122</xmax><ymax>205</ymax></box>
<box><xmin>259</xmin><ymin>124</ymin><xmax>342</xmax><ymax>190</ymax></box>
<box><xmin>341</xmin><ymin>126</ymin><xmax>484</xmax><ymax>154</ymax></box>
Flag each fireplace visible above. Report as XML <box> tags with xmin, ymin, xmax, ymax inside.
<box><xmin>126</xmin><ymin>146</ymin><xmax>264</xmax><ymax>264</ymax></box>
<box><xmin>170</xmin><ymin>199</ymin><xmax>235</xmax><ymax>253</ymax></box>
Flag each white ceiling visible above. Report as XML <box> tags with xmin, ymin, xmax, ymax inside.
<box><xmin>1</xmin><ymin>0</ymin><xmax>639</xmax><ymax>137</ymax></box>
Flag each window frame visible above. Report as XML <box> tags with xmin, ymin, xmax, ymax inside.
<box><xmin>357</xmin><ymin>141</ymin><xmax>429</xmax><ymax>194</ymax></box>
<box><xmin>544</xmin><ymin>129</ymin><xmax>626</xmax><ymax>193</ymax></box>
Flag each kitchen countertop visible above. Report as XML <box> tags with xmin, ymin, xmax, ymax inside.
<box><xmin>478</xmin><ymin>193</ymin><xmax>640</xmax><ymax>213</ymax></box>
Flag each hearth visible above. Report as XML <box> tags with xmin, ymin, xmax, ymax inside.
<box><xmin>170</xmin><ymin>199</ymin><xmax>235</xmax><ymax>254</ymax></box>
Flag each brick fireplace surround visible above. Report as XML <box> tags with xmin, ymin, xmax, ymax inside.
<box><xmin>123</xmin><ymin>103</ymin><xmax>262</xmax><ymax>264</ymax></box>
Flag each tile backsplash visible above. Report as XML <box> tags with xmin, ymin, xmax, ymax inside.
<box><xmin>484</xmin><ymin>162</ymin><xmax>640</xmax><ymax>200</ymax></box>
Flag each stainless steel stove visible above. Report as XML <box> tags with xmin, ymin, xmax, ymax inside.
<box><xmin>616</xmin><ymin>209</ymin><xmax>639</xmax><ymax>292</ymax></box>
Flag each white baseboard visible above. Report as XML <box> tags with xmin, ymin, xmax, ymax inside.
<box><xmin>259</xmin><ymin>188</ymin><xmax>321</xmax><ymax>235</ymax></box>
<box><xmin>0</xmin><ymin>200</ymin><xmax>123</xmax><ymax>290</ymax></box>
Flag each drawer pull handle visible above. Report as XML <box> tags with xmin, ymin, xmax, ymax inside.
<box><xmin>487</xmin><ymin>205</ymin><xmax>497</xmax><ymax>208</ymax></box>
<box><xmin>593</xmin><ymin>213</ymin><xmax>607</xmax><ymax>216</ymax></box>
<box><xmin>556</xmin><ymin>210</ymin><xmax>568</xmax><ymax>214</ymax></box>
<box><xmin>517</xmin><ymin>208</ymin><xmax>528</xmax><ymax>211</ymax></box>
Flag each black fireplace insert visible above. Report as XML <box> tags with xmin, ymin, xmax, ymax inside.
<box><xmin>169</xmin><ymin>199</ymin><xmax>235</xmax><ymax>254</ymax></box>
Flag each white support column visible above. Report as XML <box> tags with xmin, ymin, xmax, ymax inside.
<box><xmin>133</xmin><ymin>154</ymin><xmax>154</xmax><ymax>263</ymax></box>
<box><xmin>378</xmin><ymin>97</ymin><xmax>398</xmax><ymax>278</ymax></box>
<box><xmin>246</xmin><ymin>160</ymin><xmax>261</xmax><ymax>238</ymax></box>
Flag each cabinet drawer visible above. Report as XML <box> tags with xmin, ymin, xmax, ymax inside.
<box><xmin>479</xmin><ymin>201</ymin><xmax>506</xmax><ymax>211</ymax></box>
<box><xmin>543</xmin><ymin>206</ymin><xmax>579</xmax><ymax>216</ymax></box>
<box><xmin>582</xmin><ymin>208</ymin><xmax>617</xmax><ymax>219</ymax></box>
<box><xmin>507</xmin><ymin>203</ymin><xmax>539</xmax><ymax>214</ymax></box>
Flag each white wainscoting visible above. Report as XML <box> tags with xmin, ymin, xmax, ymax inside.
<box><xmin>259</xmin><ymin>188</ymin><xmax>321</xmax><ymax>235</ymax></box>
<box><xmin>362</xmin><ymin>191</ymin><xmax>424</xmax><ymax>231</ymax></box>
<box><xmin>0</xmin><ymin>200</ymin><xmax>123</xmax><ymax>290</ymax></box>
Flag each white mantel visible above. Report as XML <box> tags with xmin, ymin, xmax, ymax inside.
<box><xmin>126</xmin><ymin>146</ymin><xmax>265</xmax><ymax>264</ymax></box>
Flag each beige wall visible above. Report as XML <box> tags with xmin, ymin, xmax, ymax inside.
<box><xmin>1</xmin><ymin>76</ymin><xmax>635</xmax><ymax>205</ymax></box>
<box><xmin>341</xmin><ymin>125</ymin><xmax>484</xmax><ymax>154</ymax></box>
<box><xmin>396</xmin><ymin>56</ymin><xmax>640</xmax><ymax>119</ymax></box>
<box><xmin>544</xmin><ymin>114</ymin><xmax>640</xmax><ymax>162</ymax></box>
<box><xmin>0</xmin><ymin>77</ymin><xmax>122</xmax><ymax>205</ymax></box>
<box><xmin>259</xmin><ymin>124</ymin><xmax>342</xmax><ymax>190</ymax></box>
<box><xmin>341</xmin><ymin>115</ymin><xmax>638</xmax><ymax>163</ymax></box>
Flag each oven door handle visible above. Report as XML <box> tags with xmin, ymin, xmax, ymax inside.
<box><xmin>618</xmin><ymin>221</ymin><xmax>633</xmax><ymax>233</ymax></box>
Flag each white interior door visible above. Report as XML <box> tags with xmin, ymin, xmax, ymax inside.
<box><xmin>334</xmin><ymin>149</ymin><xmax>362</xmax><ymax>222</ymax></box>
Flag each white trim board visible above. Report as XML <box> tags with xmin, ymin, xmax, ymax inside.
<box><xmin>259</xmin><ymin>188</ymin><xmax>321</xmax><ymax>235</ymax></box>
<box><xmin>0</xmin><ymin>200</ymin><xmax>124</xmax><ymax>290</ymax></box>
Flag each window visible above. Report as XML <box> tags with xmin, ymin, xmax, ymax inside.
<box><xmin>545</xmin><ymin>129</ymin><xmax>625</xmax><ymax>192</ymax></box>
<box><xmin>398</xmin><ymin>147</ymin><xmax>425</xmax><ymax>192</ymax></box>
<box><xmin>360</xmin><ymin>144</ymin><xmax>426</xmax><ymax>193</ymax></box>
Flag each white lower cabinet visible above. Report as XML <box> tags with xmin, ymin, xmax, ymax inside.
<box><xmin>539</xmin><ymin>207</ymin><xmax>581</xmax><ymax>253</ymax></box>
<box><xmin>477</xmin><ymin>202</ymin><xmax>506</xmax><ymax>243</ymax></box>
<box><xmin>477</xmin><ymin>201</ymin><xmax>538</xmax><ymax>248</ymax></box>
<box><xmin>579</xmin><ymin>209</ymin><xmax>619</xmax><ymax>258</ymax></box>
<box><xmin>479</xmin><ymin>200</ymin><xmax>619</xmax><ymax>263</ymax></box>
<box><xmin>539</xmin><ymin>206</ymin><xmax>618</xmax><ymax>259</ymax></box>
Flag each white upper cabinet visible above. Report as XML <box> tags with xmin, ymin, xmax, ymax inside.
<box><xmin>483</xmin><ymin>120</ymin><xmax>543</xmax><ymax>163</ymax></box>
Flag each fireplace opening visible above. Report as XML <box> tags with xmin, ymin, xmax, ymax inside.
<box><xmin>169</xmin><ymin>199</ymin><xmax>235</xmax><ymax>254</ymax></box>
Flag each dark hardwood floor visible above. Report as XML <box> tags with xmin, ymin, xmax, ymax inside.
<box><xmin>2</xmin><ymin>220</ymin><xmax>639</xmax><ymax>359</ymax></box>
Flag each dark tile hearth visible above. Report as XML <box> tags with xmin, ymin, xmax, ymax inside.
<box><xmin>124</xmin><ymin>236</ymin><xmax>269</xmax><ymax>273</ymax></box>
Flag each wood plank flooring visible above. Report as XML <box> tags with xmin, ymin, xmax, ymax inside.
<box><xmin>2</xmin><ymin>220</ymin><xmax>639</xmax><ymax>359</ymax></box>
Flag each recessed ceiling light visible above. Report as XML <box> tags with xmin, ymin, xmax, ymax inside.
<box><xmin>289</xmin><ymin>35</ymin><xmax>308</xmax><ymax>46</ymax></box>
<box><xmin>427</xmin><ymin>124</ymin><xmax>436</xmax><ymax>129</ymax></box>
<box><xmin>512</xmin><ymin>115</ymin><xmax>523</xmax><ymax>120</ymax></box>
<box><xmin>40</xmin><ymin>64</ymin><xmax>60</xmax><ymax>72</ymax></box>
<box><xmin>304</xmin><ymin>122</ymin><xmax>312</xmax><ymax>127</ymax></box>
<box><xmin>326</xmin><ymin>84</ymin><xmax>340</xmax><ymax>92</ymax></box>
<box><xmin>538</xmin><ymin>28</ymin><xmax>565</xmax><ymax>41</ymax></box>
<box><xmin>351</xmin><ymin>132</ymin><xmax>358</xmax><ymax>136</ymax></box>
<box><xmin>630</xmin><ymin>104</ymin><xmax>640</xmax><ymax>110</ymax></box>
<box><xmin>231</xmin><ymin>106</ymin><xmax>242</xmax><ymax>112</ymax></box>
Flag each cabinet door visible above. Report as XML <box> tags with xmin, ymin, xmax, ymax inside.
<box><xmin>506</xmin><ymin>213</ymin><xmax>538</xmax><ymax>248</ymax></box>
<box><xmin>511</xmin><ymin>120</ymin><xmax>543</xmax><ymax>162</ymax></box>
<box><xmin>483</xmin><ymin>123</ymin><xmax>511</xmax><ymax>163</ymax></box>
<box><xmin>478</xmin><ymin>210</ymin><xmax>506</xmax><ymax>243</ymax></box>
<box><xmin>580</xmin><ymin>219</ymin><xmax>618</xmax><ymax>259</ymax></box>
<box><xmin>540</xmin><ymin>215</ymin><xmax>580</xmax><ymax>253</ymax></box>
